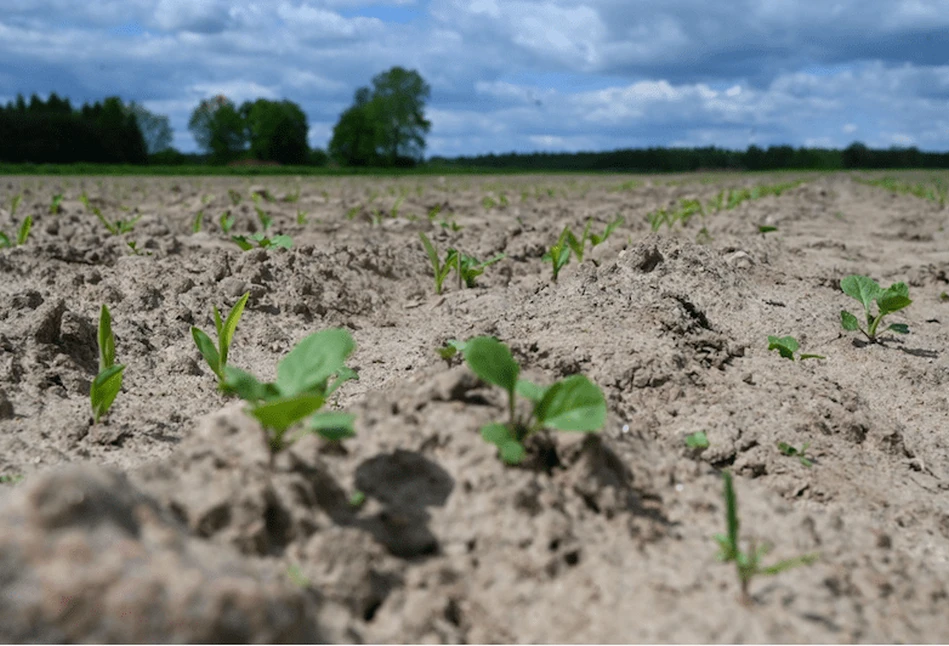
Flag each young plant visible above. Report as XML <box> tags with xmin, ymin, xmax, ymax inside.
<box><xmin>90</xmin><ymin>304</ymin><xmax>125</xmax><ymax>424</ymax></box>
<box><xmin>219</xmin><ymin>211</ymin><xmax>236</xmax><ymax>234</ymax></box>
<box><xmin>9</xmin><ymin>194</ymin><xmax>22</xmax><ymax>218</ymax></box>
<box><xmin>0</xmin><ymin>216</ymin><xmax>32</xmax><ymax>248</ymax></box>
<box><xmin>715</xmin><ymin>470</ymin><xmax>818</xmax><ymax>604</ymax></box>
<box><xmin>253</xmin><ymin>194</ymin><xmax>273</xmax><ymax>231</ymax></box>
<box><xmin>419</xmin><ymin>231</ymin><xmax>455</xmax><ymax>294</ymax></box>
<box><xmin>437</xmin><ymin>339</ymin><xmax>466</xmax><ymax>363</ymax></box>
<box><xmin>49</xmin><ymin>193</ymin><xmax>64</xmax><ymax>214</ymax></box>
<box><xmin>191</xmin><ymin>292</ymin><xmax>250</xmax><ymax>384</ymax></box>
<box><xmin>839</xmin><ymin>275</ymin><xmax>912</xmax><ymax>342</ymax></box>
<box><xmin>777</xmin><ymin>441</ymin><xmax>813</xmax><ymax>468</ymax></box>
<box><xmin>228</xmin><ymin>189</ymin><xmax>243</xmax><ymax>206</ymax></box>
<box><xmin>455</xmin><ymin>250</ymin><xmax>506</xmax><ymax>288</ymax></box>
<box><xmin>542</xmin><ymin>228</ymin><xmax>572</xmax><ymax>282</ymax></box>
<box><xmin>462</xmin><ymin>336</ymin><xmax>607</xmax><ymax>464</ymax></box>
<box><xmin>767</xmin><ymin>335</ymin><xmax>825</xmax><ymax>361</ymax></box>
<box><xmin>685</xmin><ymin>431</ymin><xmax>710</xmax><ymax>449</ymax></box>
<box><xmin>232</xmin><ymin>233</ymin><xmax>292</xmax><ymax>251</ymax></box>
<box><xmin>222</xmin><ymin>328</ymin><xmax>359</xmax><ymax>450</ymax></box>
<box><xmin>296</xmin><ymin>210</ymin><xmax>308</xmax><ymax>225</ymax></box>
<box><xmin>80</xmin><ymin>192</ymin><xmax>141</xmax><ymax>235</ymax></box>
<box><xmin>193</xmin><ymin>210</ymin><xmax>205</xmax><ymax>233</ymax></box>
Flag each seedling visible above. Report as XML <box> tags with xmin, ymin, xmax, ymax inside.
<box><xmin>9</xmin><ymin>194</ymin><xmax>21</xmax><ymax>218</ymax></box>
<box><xmin>840</xmin><ymin>275</ymin><xmax>912</xmax><ymax>342</ymax></box>
<box><xmin>193</xmin><ymin>210</ymin><xmax>205</xmax><ymax>233</ymax></box>
<box><xmin>49</xmin><ymin>193</ymin><xmax>64</xmax><ymax>214</ymax></box>
<box><xmin>0</xmin><ymin>216</ymin><xmax>32</xmax><ymax>248</ymax></box>
<box><xmin>80</xmin><ymin>192</ymin><xmax>141</xmax><ymax>235</ymax></box>
<box><xmin>253</xmin><ymin>194</ymin><xmax>273</xmax><ymax>231</ymax></box>
<box><xmin>462</xmin><ymin>336</ymin><xmax>607</xmax><ymax>464</ymax></box>
<box><xmin>284</xmin><ymin>187</ymin><xmax>301</xmax><ymax>203</ymax></box>
<box><xmin>0</xmin><ymin>474</ymin><xmax>23</xmax><ymax>485</ymax></box>
<box><xmin>777</xmin><ymin>441</ymin><xmax>813</xmax><ymax>468</ymax></box>
<box><xmin>349</xmin><ymin>490</ymin><xmax>366</xmax><ymax>507</ymax></box>
<box><xmin>232</xmin><ymin>233</ymin><xmax>292</xmax><ymax>251</ymax></box>
<box><xmin>437</xmin><ymin>339</ymin><xmax>466</xmax><ymax>363</ymax></box>
<box><xmin>126</xmin><ymin>241</ymin><xmax>151</xmax><ymax>256</ymax></box>
<box><xmin>685</xmin><ymin>431</ymin><xmax>710</xmax><ymax>449</ymax></box>
<box><xmin>90</xmin><ymin>305</ymin><xmax>125</xmax><ymax>424</ymax></box>
<box><xmin>228</xmin><ymin>189</ymin><xmax>243</xmax><ymax>206</ymax></box>
<box><xmin>455</xmin><ymin>250</ymin><xmax>506</xmax><ymax>288</ymax></box>
<box><xmin>714</xmin><ymin>470</ymin><xmax>818</xmax><ymax>604</ymax></box>
<box><xmin>542</xmin><ymin>228</ymin><xmax>572</xmax><ymax>282</ymax></box>
<box><xmin>296</xmin><ymin>210</ymin><xmax>308</xmax><ymax>225</ymax></box>
<box><xmin>222</xmin><ymin>328</ymin><xmax>359</xmax><ymax>450</ymax></box>
<box><xmin>191</xmin><ymin>292</ymin><xmax>250</xmax><ymax>385</ymax></box>
<box><xmin>767</xmin><ymin>336</ymin><xmax>825</xmax><ymax>361</ymax></box>
<box><xmin>758</xmin><ymin>225</ymin><xmax>778</xmax><ymax>234</ymax></box>
<box><xmin>419</xmin><ymin>231</ymin><xmax>455</xmax><ymax>294</ymax></box>
<box><xmin>219</xmin><ymin>211</ymin><xmax>236</xmax><ymax>233</ymax></box>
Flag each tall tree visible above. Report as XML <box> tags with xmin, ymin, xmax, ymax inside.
<box><xmin>128</xmin><ymin>102</ymin><xmax>173</xmax><ymax>155</ymax></box>
<box><xmin>240</xmin><ymin>99</ymin><xmax>309</xmax><ymax>165</ymax></box>
<box><xmin>329</xmin><ymin>67</ymin><xmax>431</xmax><ymax>167</ymax></box>
<box><xmin>188</xmin><ymin>95</ymin><xmax>246</xmax><ymax>163</ymax></box>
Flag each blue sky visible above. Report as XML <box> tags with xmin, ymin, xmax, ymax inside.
<box><xmin>1</xmin><ymin>0</ymin><xmax>949</xmax><ymax>156</ymax></box>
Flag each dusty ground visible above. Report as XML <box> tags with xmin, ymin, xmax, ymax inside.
<box><xmin>0</xmin><ymin>171</ymin><xmax>947</xmax><ymax>642</ymax></box>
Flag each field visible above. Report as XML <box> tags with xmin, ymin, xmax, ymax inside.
<box><xmin>0</xmin><ymin>171</ymin><xmax>947</xmax><ymax>642</ymax></box>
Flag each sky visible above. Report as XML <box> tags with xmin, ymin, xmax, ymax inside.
<box><xmin>1</xmin><ymin>0</ymin><xmax>949</xmax><ymax>157</ymax></box>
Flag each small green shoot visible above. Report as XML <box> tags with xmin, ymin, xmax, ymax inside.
<box><xmin>191</xmin><ymin>292</ymin><xmax>250</xmax><ymax>385</ymax></box>
<box><xmin>253</xmin><ymin>194</ymin><xmax>273</xmax><ymax>231</ymax></box>
<box><xmin>462</xmin><ymin>336</ymin><xmax>607</xmax><ymax>464</ymax></box>
<box><xmin>758</xmin><ymin>225</ymin><xmax>778</xmax><ymax>234</ymax></box>
<box><xmin>777</xmin><ymin>442</ymin><xmax>813</xmax><ymax>468</ymax></box>
<box><xmin>9</xmin><ymin>194</ymin><xmax>22</xmax><ymax>218</ymax></box>
<box><xmin>219</xmin><ymin>211</ymin><xmax>236</xmax><ymax>234</ymax></box>
<box><xmin>437</xmin><ymin>339</ymin><xmax>466</xmax><ymax>363</ymax></box>
<box><xmin>222</xmin><ymin>328</ymin><xmax>359</xmax><ymax>450</ymax></box>
<box><xmin>542</xmin><ymin>228</ymin><xmax>572</xmax><ymax>282</ymax></box>
<box><xmin>232</xmin><ymin>233</ymin><xmax>292</xmax><ymax>251</ymax></box>
<box><xmin>296</xmin><ymin>210</ymin><xmax>308</xmax><ymax>225</ymax></box>
<box><xmin>228</xmin><ymin>189</ymin><xmax>243</xmax><ymax>206</ymax></box>
<box><xmin>419</xmin><ymin>231</ymin><xmax>455</xmax><ymax>294</ymax></box>
<box><xmin>349</xmin><ymin>490</ymin><xmax>366</xmax><ymax>508</ymax></box>
<box><xmin>80</xmin><ymin>192</ymin><xmax>141</xmax><ymax>235</ymax></box>
<box><xmin>455</xmin><ymin>250</ymin><xmax>506</xmax><ymax>288</ymax></box>
<box><xmin>767</xmin><ymin>336</ymin><xmax>825</xmax><ymax>361</ymax></box>
<box><xmin>90</xmin><ymin>305</ymin><xmax>125</xmax><ymax>424</ymax></box>
<box><xmin>840</xmin><ymin>275</ymin><xmax>912</xmax><ymax>342</ymax></box>
<box><xmin>714</xmin><ymin>470</ymin><xmax>818</xmax><ymax>604</ymax></box>
<box><xmin>193</xmin><ymin>210</ymin><xmax>205</xmax><ymax>233</ymax></box>
<box><xmin>0</xmin><ymin>474</ymin><xmax>24</xmax><ymax>486</ymax></box>
<box><xmin>50</xmin><ymin>193</ymin><xmax>64</xmax><ymax>214</ymax></box>
<box><xmin>685</xmin><ymin>431</ymin><xmax>710</xmax><ymax>449</ymax></box>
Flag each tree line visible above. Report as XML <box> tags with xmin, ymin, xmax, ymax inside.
<box><xmin>3</xmin><ymin>66</ymin><xmax>949</xmax><ymax>171</ymax></box>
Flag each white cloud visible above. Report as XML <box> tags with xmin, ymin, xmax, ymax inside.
<box><xmin>843</xmin><ymin>123</ymin><xmax>858</xmax><ymax>133</ymax></box>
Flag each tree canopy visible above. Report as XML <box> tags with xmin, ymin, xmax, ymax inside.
<box><xmin>128</xmin><ymin>102</ymin><xmax>173</xmax><ymax>155</ymax></box>
<box><xmin>329</xmin><ymin>66</ymin><xmax>431</xmax><ymax>167</ymax></box>
<box><xmin>188</xmin><ymin>96</ymin><xmax>247</xmax><ymax>164</ymax></box>
<box><xmin>240</xmin><ymin>99</ymin><xmax>310</xmax><ymax>165</ymax></box>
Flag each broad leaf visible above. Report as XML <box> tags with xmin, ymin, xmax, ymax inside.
<box><xmin>222</xmin><ymin>365</ymin><xmax>272</xmax><ymax>402</ymax></box>
<box><xmin>516</xmin><ymin>379</ymin><xmax>547</xmax><ymax>402</ymax></box>
<box><xmin>249</xmin><ymin>393</ymin><xmax>325</xmax><ymax>432</ymax></box>
<box><xmin>463</xmin><ymin>336</ymin><xmax>519</xmax><ymax>394</ymax></box>
<box><xmin>326</xmin><ymin>366</ymin><xmax>359</xmax><ymax>397</ymax></box>
<box><xmin>231</xmin><ymin>236</ymin><xmax>254</xmax><ymax>251</ymax></box>
<box><xmin>840</xmin><ymin>310</ymin><xmax>860</xmax><ymax>331</ymax></box>
<box><xmin>91</xmin><ymin>364</ymin><xmax>125</xmax><ymax>423</ymax></box>
<box><xmin>877</xmin><ymin>284</ymin><xmax>912</xmax><ymax>314</ymax></box>
<box><xmin>480</xmin><ymin>423</ymin><xmax>525</xmax><ymax>465</ymax></box>
<box><xmin>308</xmin><ymin>411</ymin><xmax>356</xmax><ymax>441</ymax></box>
<box><xmin>271</xmin><ymin>235</ymin><xmax>293</xmax><ymax>249</ymax></box>
<box><xmin>887</xmin><ymin>323</ymin><xmax>910</xmax><ymax>334</ymax></box>
<box><xmin>840</xmin><ymin>275</ymin><xmax>882</xmax><ymax>313</ymax></box>
<box><xmin>276</xmin><ymin>328</ymin><xmax>355</xmax><ymax>396</ymax></box>
<box><xmin>534</xmin><ymin>374</ymin><xmax>606</xmax><ymax>432</ymax></box>
<box><xmin>767</xmin><ymin>335</ymin><xmax>798</xmax><ymax>360</ymax></box>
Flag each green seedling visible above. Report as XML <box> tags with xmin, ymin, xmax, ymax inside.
<box><xmin>345</xmin><ymin>205</ymin><xmax>361</xmax><ymax>220</ymax></box>
<box><xmin>542</xmin><ymin>228</ymin><xmax>572</xmax><ymax>282</ymax></box>
<box><xmin>9</xmin><ymin>194</ymin><xmax>22</xmax><ymax>218</ymax></box>
<box><xmin>462</xmin><ymin>336</ymin><xmax>607</xmax><ymax>465</ymax></box>
<box><xmin>193</xmin><ymin>210</ymin><xmax>205</xmax><ymax>233</ymax></box>
<box><xmin>758</xmin><ymin>225</ymin><xmax>778</xmax><ymax>234</ymax></box>
<box><xmin>80</xmin><ymin>192</ymin><xmax>141</xmax><ymax>235</ymax></box>
<box><xmin>437</xmin><ymin>339</ymin><xmax>466</xmax><ymax>363</ymax></box>
<box><xmin>126</xmin><ymin>241</ymin><xmax>151</xmax><ymax>256</ymax></box>
<box><xmin>685</xmin><ymin>431</ymin><xmax>710</xmax><ymax>449</ymax></box>
<box><xmin>349</xmin><ymin>490</ymin><xmax>366</xmax><ymax>508</ymax></box>
<box><xmin>777</xmin><ymin>441</ymin><xmax>813</xmax><ymax>467</ymax></box>
<box><xmin>390</xmin><ymin>194</ymin><xmax>405</xmax><ymax>219</ymax></box>
<box><xmin>253</xmin><ymin>194</ymin><xmax>273</xmax><ymax>231</ymax></box>
<box><xmin>49</xmin><ymin>193</ymin><xmax>64</xmax><ymax>214</ymax></box>
<box><xmin>286</xmin><ymin>563</ymin><xmax>310</xmax><ymax>588</ymax></box>
<box><xmin>0</xmin><ymin>216</ymin><xmax>32</xmax><ymax>248</ymax></box>
<box><xmin>232</xmin><ymin>233</ymin><xmax>293</xmax><ymax>251</ymax></box>
<box><xmin>191</xmin><ymin>292</ymin><xmax>250</xmax><ymax>384</ymax></box>
<box><xmin>940</xmin><ymin>291</ymin><xmax>949</xmax><ymax>302</ymax></box>
<box><xmin>840</xmin><ymin>275</ymin><xmax>912</xmax><ymax>342</ymax></box>
<box><xmin>715</xmin><ymin>470</ymin><xmax>818</xmax><ymax>604</ymax></box>
<box><xmin>455</xmin><ymin>250</ymin><xmax>506</xmax><ymax>288</ymax></box>
<box><xmin>228</xmin><ymin>189</ymin><xmax>243</xmax><ymax>206</ymax></box>
<box><xmin>296</xmin><ymin>210</ymin><xmax>308</xmax><ymax>225</ymax></box>
<box><xmin>90</xmin><ymin>304</ymin><xmax>125</xmax><ymax>424</ymax></box>
<box><xmin>284</xmin><ymin>187</ymin><xmax>301</xmax><ymax>203</ymax></box>
<box><xmin>419</xmin><ymin>231</ymin><xmax>455</xmax><ymax>294</ymax></box>
<box><xmin>427</xmin><ymin>203</ymin><xmax>444</xmax><ymax>220</ymax></box>
<box><xmin>219</xmin><ymin>211</ymin><xmax>236</xmax><ymax>233</ymax></box>
<box><xmin>767</xmin><ymin>335</ymin><xmax>825</xmax><ymax>361</ymax></box>
<box><xmin>0</xmin><ymin>474</ymin><xmax>24</xmax><ymax>485</ymax></box>
<box><xmin>222</xmin><ymin>328</ymin><xmax>359</xmax><ymax>450</ymax></box>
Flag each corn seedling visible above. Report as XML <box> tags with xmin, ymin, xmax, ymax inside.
<box><xmin>222</xmin><ymin>328</ymin><xmax>359</xmax><ymax>450</ymax></box>
<box><xmin>80</xmin><ymin>192</ymin><xmax>141</xmax><ymax>235</ymax></box>
<box><xmin>284</xmin><ymin>187</ymin><xmax>301</xmax><ymax>203</ymax></box>
<box><xmin>455</xmin><ymin>250</ymin><xmax>506</xmax><ymax>289</ymax></box>
<box><xmin>758</xmin><ymin>225</ymin><xmax>778</xmax><ymax>234</ymax></box>
<box><xmin>767</xmin><ymin>335</ymin><xmax>825</xmax><ymax>361</ymax></box>
<box><xmin>462</xmin><ymin>336</ymin><xmax>607</xmax><ymax>465</ymax></box>
<box><xmin>0</xmin><ymin>474</ymin><xmax>23</xmax><ymax>485</ymax></box>
<box><xmin>232</xmin><ymin>233</ymin><xmax>292</xmax><ymax>251</ymax></box>
<box><xmin>296</xmin><ymin>210</ymin><xmax>308</xmax><ymax>225</ymax></box>
<box><xmin>219</xmin><ymin>211</ymin><xmax>236</xmax><ymax>234</ymax></box>
<box><xmin>193</xmin><ymin>210</ymin><xmax>205</xmax><ymax>233</ymax></box>
<box><xmin>542</xmin><ymin>228</ymin><xmax>572</xmax><ymax>282</ymax></box>
<box><xmin>253</xmin><ymin>194</ymin><xmax>273</xmax><ymax>231</ymax></box>
<box><xmin>840</xmin><ymin>275</ymin><xmax>912</xmax><ymax>342</ymax></box>
<box><xmin>0</xmin><ymin>216</ymin><xmax>32</xmax><ymax>248</ymax></box>
<box><xmin>49</xmin><ymin>193</ymin><xmax>64</xmax><ymax>214</ymax></box>
<box><xmin>427</xmin><ymin>203</ymin><xmax>443</xmax><ymax>220</ymax></box>
<box><xmin>9</xmin><ymin>194</ymin><xmax>22</xmax><ymax>218</ymax></box>
<box><xmin>191</xmin><ymin>292</ymin><xmax>250</xmax><ymax>385</ymax></box>
<box><xmin>90</xmin><ymin>305</ymin><xmax>125</xmax><ymax>424</ymax></box>
<box><xmin>228</xmin><ymin>189</ymin><xmax>243</xmax><ymax>206</ymax></box>
<box><xmin>437</xmin><ymin>339</ymin><xmax>466</xmax><ymax>364</ymax></box>
<box><xmin>777</xmin><ymin>441</ymin><xmax>813</xmax><ymax>467</ymax></box>
<box><xmin>419</xmin><ymin>231</ymin><xmax>455</xmax><ymax>294</ymax></box>
<box><xmin>715</xmin><ymin>470</ymin><xmax>818</xmax><ymax>604</ymax></box>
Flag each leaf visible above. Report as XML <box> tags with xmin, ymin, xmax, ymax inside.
<box><xmin>91</xmin><ymin>364</ymin><xmax>125</xmax><ymax>423</ymax></box>
<box><xmin>799</xmin><ymin>353</ymin><xmax>826</xmax><ymax>360</ymax></box>
<box><xmin>759</xmin><ymin>553</ymin><xmax>820</xmax><ymax>576</ymax></box>
<box><xmin>463</xmin><ymin>336</ymin><xmax>520</xmax><ymax>395</ymax></box>
<box><xmin>271</xmin><ymin>234</ymin><xmax>293</xmax><ymax>249</ymax></box>
<box><xmin>840</xmin><ymin>275</ymin><xmax>882</xmax><ymax>313</ymax></box>
<box><xmin>758</xmin><ymin>225</ymin><xmax>778</xmax><ymax>234</ymax></box>
<box><xmin>220</xmin><ymin>292</ymin><xmax>250</xmax><ymax>365</ymax></box>
<box><xmin>480</xmin><ymin>422</ymin><xmax>514</xmax><ymax>445</ymax></box>
<box><xmin>98</xmin><ymin>305</ymin><xmax>115</xmax><ymax>371</ymax></box>
<box><xmin>685</xmin><ymin>431</ymin><xmax>709</xmax><ymax>449</ymax></box>
<box><xmin>16</xmin><ymin>216</ymin><xmax>32</xmax><ymax>245</ymax></box>
<box><xmin>777</xmin><ymin>442</ymin><xmax>798</xmax><ymax>456</ymax></box>
<box><xmin>276</xmin><ymin>328</ymin><xmax>355</xmax><ymax>397</ymax></box>
<box><xmin>721</xmin><ymin>470</ymin><xmax>740</xmax><ymax>562</ymax></box>
<box><xmin>308</xmin><ymin>411</ymin><xmax>356</xmax><ymax>442</ymax></box>
<box><xmin>767</xmin><ymin>335</ymin><xmax>799</xmax><ymax>360</ymax></box>
<box><xmin>480</xmin><ymin>423</ymin><xmax>525</xmax><ymax>465</ymax></box>
<box><xmin>231</xmin><ymin>236</ymin><xmax>253</xmax><ymax>251</ymax></box>
<box><xmin>877</xmin><ymin>284</ymin><xmax>912</xmax><ymax>314</ymax></box>
<box><xmin>534</xmin><ymin>374</ymin><xmax>606</xmax><ymax>432</ymax></box>
<box><xmin>840</xmin><ymin>310</ymin><xmax>861</xmax><ymax>331</ymax></box>
<box><xmin>250</xmin><ymin>393</ymin><xmax>325</xmax><ymax>433</ymax></box>
<box><xmin>191</xmin><ymin>327</ymin><xmax>221</xmax><ymax>378</ymax></box>
<box><xmin>0</xmin><ymin>232</ymin><xmax>10</xmax><ymax>248</ymax></box>
<box><xmin>326</xmin><ymin>366</ymin><xmax>359</xmax><ymax>397</ymax></box>
<box><xmin>887</xmin><ymin>323</ymin><xmax>910</xmax><ymax>334</ymax></box>
<box><xmin>222</xmin><ymin>365</ymin><xmax>272</xmax><ymax>402</ymax></box>
<box><xmin>516</xmin><ymin>379</ymin><xmax>547</xmax><ymax>402</ymax></box>
<box><xmin>498</xmin><ymin>440</ymin><xmax>527</xmax><ymax>464</ymax></box>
